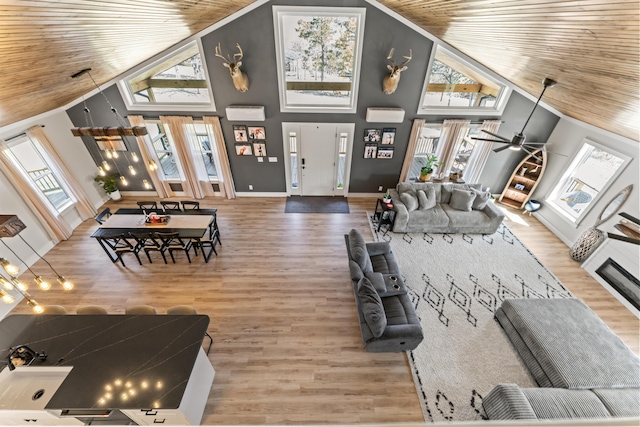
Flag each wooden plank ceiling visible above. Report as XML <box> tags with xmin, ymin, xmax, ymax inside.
<box><xmin>0</xmin><ymin>0</ymin><xmax>638</xmax><ymax>141</ymax></box>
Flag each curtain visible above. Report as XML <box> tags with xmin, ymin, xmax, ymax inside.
<box><xmin>0</xmin><ymin>140</ymin><xmax>72</xmax><ymax>243</ymax></box>
<box><xmin>399</xmin><ymin>119</ymin><xmax>425</xmax><ymax>182</ymax></box>
<box><xmin>434</xmin><ymin>119</ymin><xmax>471</xmax><ymax>177</ymax></box>
<box><xmin>463</xmin><ymin>120</ymin><xmax>502</xmax><ymax>184</ymax></box>
<box><xmin>203</xmin><ymin>116</ymin><xmax>236</xmax><ymax>199</ymax></box>
<box><xmin>160</xmin><ymin>116</ymin><xmax>215</xmax><ymax>199</ymax></box>
<box><xmin>26</xmin><ymin>126</ymin><xmax>96</xmax><ymax>220</ymax></box>
<box><xmin>128</xmin><ymin>115</ymin><xmax>171</xmax><ymax>198</ymax></box>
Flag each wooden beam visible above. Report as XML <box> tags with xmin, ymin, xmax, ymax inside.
<box><xmin>130</xmin><ymin>78</ymin><xmax>208</xmax><ymax>93</ymax></box>
<box><xmin>286</xmin><ymin>82</ymin><xmax>352</xmax><ymax>91</ymax></box>
<box><xmin>71</xmin><ymin>126</ymin><xmax>148</xmax><ymax>137</ymax></box>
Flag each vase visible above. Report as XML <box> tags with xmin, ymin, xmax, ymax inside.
<box><xmin>419</xmin><ymin>172</ymin><xmax>431</xmax><ymax>182</ymax></box>
<box><xmin>569</xmin><ymin>227</ymin><xmax>605</xmax><ymax>262</ymax></box>
<box><xmin>109</xmin><ymin>190</ymin><xmax>122</xmax><ymax>201</ymax></box>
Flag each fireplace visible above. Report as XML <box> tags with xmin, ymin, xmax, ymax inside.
<box><xmin>596</xmin><ymin>258</ymin><xmax>640</xmax><ymax>311</ymax></box>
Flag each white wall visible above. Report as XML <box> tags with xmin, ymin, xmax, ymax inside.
<box><xmin>0</xmin><ymin>109</ymin><xmax>107</xmax><ymax>318</ymax></box>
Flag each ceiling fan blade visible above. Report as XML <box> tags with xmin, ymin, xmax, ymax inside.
<box><xmin>524</xmin><ymin>142</ymin><xmax>547</xmax><ymax>145</ymax></box>
<box><xmin>529</xmin><ymin>146</ymin><xmax>567</xmax><ymax>157</ymax></box>
<box><xmin>494</xmin><ymin>145</ymin><xmax>513</xmax><ymax>153</ymax></box>
<box><xmin>472</xmin><ymin>137</ymin><xmax>509</xmax><ymax>143</ymax></box>
<box><xmin>480</xmin><ymin>130</ymin><xmax>511</xmax><ymax>142</ymax></box>
<box><xmin>521</xmin><ymin>146</ymin><xmax>543</xmax><ymax>162</ymax></box>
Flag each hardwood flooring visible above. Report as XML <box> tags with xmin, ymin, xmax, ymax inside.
<box><xmin>8</xmin><ymin>197</ymin><xmax>639</xmax><ymax>424</ymax></box>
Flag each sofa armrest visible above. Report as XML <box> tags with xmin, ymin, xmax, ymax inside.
<box><xmin>389</xmin><ymin>189</ymin><xmax>409</xmax><ymax>232</ymax></box>
<box><xmin>366</xmin><ymin>241</ymin><xmax>391</xmax><ymax>256</ymax></box>
<box><xmin>483</xmin><ymin>384</ymin><xmax>537</xmax><ymax>420</ymax></box>
<box><xmin>482</xmin><ymin>200</ymin><xmax>505</xmax><ymax>220</ymax></box>
<box><xmin>364</xmin><ymin>272</ymin><xmax>387</xmax><ymax>294</ymax></box>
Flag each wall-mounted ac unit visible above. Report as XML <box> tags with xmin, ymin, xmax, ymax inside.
<box><xmin>365</xmin><ymin>108</ymin><xmax>405</xmax><ymax>123</ymax></box>
<box><xmin>225</xmin><ymin>106</ymin><xmax>265</xmax><ymax>121</ymax></box>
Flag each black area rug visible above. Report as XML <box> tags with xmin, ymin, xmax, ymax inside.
<box><xmin>285</xmin><ymin>196</ymin><xmax>350</xmax><ymax>213</ymax></box>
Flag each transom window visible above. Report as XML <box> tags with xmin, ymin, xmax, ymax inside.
<box><xmin>547</xmin><ymin>139</ymin><xmax>630</xmax><ymax>224</ymax></box>
<box><xmin>273</xmin><ymin>6</ymin><xmax>366</xmax><ymax>113</ymax></box>
<box><xmin>418</xmin><ymin>46</ymin><xmax>510</xmax><ymax>115</ymax></box>
<box><xmin>118</xmin><ymin>41</ymin><xmax>216</xmax><ymax>112</ymax></box>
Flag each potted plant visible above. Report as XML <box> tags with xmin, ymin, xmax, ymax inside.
<box><xmin>94</xmin><ymin>174</ymin><xmax>121</xmax><ymax>200</ymax></box>
<box><xmin>419</xmin><ymin>155</ymin><xmax>442</xmax><ymax>182</ymax></box>
<box><xmin>382</xmin><ymin>189</ymin><xmax>392</xmax><ymax>203</ymax></box>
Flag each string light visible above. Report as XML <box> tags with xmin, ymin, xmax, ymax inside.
<box><xmin>0</xmin><ymin>258</ymin><xmax>19</xmax><ymax>276</ymax></box>
<box><xmin>131</xmin><ymin>152</ymin><xmax>139</xmax><ymax>162</ymax></box>
<box><xmin>98</xmin><ymin>166</ymin><xmax>106</xmax><ymax>176</ymax></box>
<box><xmin>148</xmin><ymin>160</ymin><xmax>158</xmax><ymax>171</ymax></box>
<box><xmin>143</xmin><ymin>180</ymin><xmax>152</xmax><ymax>189</ymax></box>
<box><xmin>120</xmin><ymin>176</ymin><xmax>128</xmax><ymax>186</ymax></box>
<box><xmin>128</xmin><ymin>165</ymin><xmax>137</xmax><ymax>175</ymax></box>
<box><xmin>102</xmin><ymin>160</ymin><xmax>111</xmax><ymax>171</ymax></box>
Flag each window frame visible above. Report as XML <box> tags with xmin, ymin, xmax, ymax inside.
<box><xmin>272</xmin><ymin>6</ymin><xmax>366</xmax><ymax>114</ymax></box>
<box><xmin>546</xmin><ymin>138</ymin><xmax>631</xmax><ymax>226</ymax></box>
<box><xmin>417</xmin><ymin>45</ymin><xmax>511</xmax><ymax>116</ymax></box>
<box><xmin>117</xmin><ymin>39</ymin><xmax>216</xmax><ymax>112</ymax></box>
<box><xmin>143</xmin><ymin>121</ymin><xmax>182</xmax><ymax>181</ymax></box>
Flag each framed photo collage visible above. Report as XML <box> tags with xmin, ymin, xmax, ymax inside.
<box><xmin>363</xmin><ymin>128</ymin><xmax>395</xmax><ymax>159</ymax></box>
<box><xmin>234</xmin><ymin>125</ymin><xmax>267</xmax><ymax>157</ymax></box>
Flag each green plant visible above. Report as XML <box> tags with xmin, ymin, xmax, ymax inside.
<box><xmin>94</xmin><ymin>174</ymin><xmax>119</xmax><ymax>194</ymax></box>
<box><xmin>421</xmin><ymin>155</ymin><xmax>442</xmax><ymax>175</ymax></box>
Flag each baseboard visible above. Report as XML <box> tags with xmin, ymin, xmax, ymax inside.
<box><xmin>236</xmin><ymin>192</ymin><xmax>288</xmax><ymax>197</ymax></box>
<box><xmin>533</xmin><ymin>212</ymin><xmax>573</xmax><ymax>247</ymax></box>
<box><xmin>348</xmin><ymin>192</ymin><xmax>385</xmax><ymax>198</ymax></box>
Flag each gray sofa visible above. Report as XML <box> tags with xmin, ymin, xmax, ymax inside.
<box><xmin>388</xmin><ymin>182</ymin><xmax>504</xmax><ymax>234</ymax></box>
<box><xmin>344</xmin><ymin>229</ymin><xmax>424</xmax><ymax>352</ymax></box>
<box><xmin>484</xmin><ymin>298</ymin><xmax>640</xmax><ymax>420</ymax></box>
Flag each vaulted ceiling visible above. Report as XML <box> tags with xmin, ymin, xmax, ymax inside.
<box><xmin>0</xmin><ymin>0</ymin><xmax>638</xmax><ymax>141</ymax></box>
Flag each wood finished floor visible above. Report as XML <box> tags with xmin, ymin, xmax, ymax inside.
<box><xmin>8</xmin><ymin>197</ymin><xmax>639</xmax><ymax>425</ymax></box>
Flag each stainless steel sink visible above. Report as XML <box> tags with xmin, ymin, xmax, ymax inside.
<box><xmin>0</xmin><ymin>366</ymin><xmax>73</xmax><ymax>410</ymax></box>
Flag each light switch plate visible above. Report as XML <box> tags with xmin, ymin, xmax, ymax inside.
<box><xmin>268</xmin><ymin>157</ymin><xmax>277</xmax><ymax>162</ymax></box>
<box><xmin>257</xmin><ymin>157</ymin><xmax>264</xmax><ymax>162</ymax></box>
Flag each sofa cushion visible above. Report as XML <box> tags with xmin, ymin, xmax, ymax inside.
<box><xmin>471</xmin><ymin>188</ymin><xmax>491</xmax><ymax>210</ymax></box>
<box><xmin>591</xmin><ymin>388</ymin><xmax>640</xmax><ymax>417</ymax></box>
<box><xmin>357</xmin><ymin>277</ymin><xmax>387</xmax><ymax>337</ymax></box>
<box><xmin>382</xmin><ymin>295</ymin><xmax>409</xmax><ymax>326</ymax></box>
<box><xmin>521</xmin><ymin>388</ymin><xmax>611</xmax><ymax>419</ymax></box>
<box><xmin>417</xmin><ymin>188</ymin><xmax>437</xmax><ymax>210</ymax></box>
<box><xmin>449</xmin><ymin>188</ymin><xmax>476</xmax><ymax>211</ymax></box>
<box><xmin>348</xmin><ymin>229</ymin><xmax>373</xmax><ymax>273</ymax></box>
<box><xmin>441</xmin><ymin>204</ymin><xmax>491</xmax><ymax>227</ymax></box>
<box><xmin>410</xmin><ymin>204</ymin><xmax>449</xmax><ymax>227</ymax></box>
<box><xmin>441</xmin><ymin>183</ymin><xmax>481</xmax><ymax>204</ymax></box>
<box><xmin>364</xmin><ymin>271</ymin><xmax>387</xmax><ymax>294</ymax></box>
<box><xmin>483</xmin><ymin>384</ymin><xmax>537</xmax><ymax>420</ymax></box>
<box><xmin>397</xmin><ymin>182</ymin><xmax>443</xmax><ymax>203</ymax></box>
<box><xmin>400</xmin><ymin>191</ymin><xmax>419</xmax><ymax>212</ymax></box>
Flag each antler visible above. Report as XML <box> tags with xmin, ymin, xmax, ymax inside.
<box><xmin>215</xmin><ymin>42</ymin><xmax>230</xmax><ymax>63</ymax></box>
<box><xmin>234</xmin><ymin>43</ymin><xmax>244</xmax><ymax>61</ymax></box>
<box><xmin>386</xmin><ymin>48</ymin><xmax>396</xmax><ymax>66</ymax></box>
<box><xmin>401</xmin><ymin>49</ymin><xmax>412</xmax><ymax>67</ymax></box>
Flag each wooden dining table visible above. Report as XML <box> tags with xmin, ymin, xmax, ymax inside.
<box><xmin>91</xmin><ymin>214</ymin><xmax>215</xmax><ymax>262</ymax></box>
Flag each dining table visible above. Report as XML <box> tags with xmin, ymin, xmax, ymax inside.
<box><xmin>90</xmin><ymin>214</ymin><xmax>215</xmax><ymax>263</ymax></box>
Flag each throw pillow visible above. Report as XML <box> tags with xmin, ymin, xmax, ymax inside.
<box><xmin>417</xmin><ymin>188</ymin><xmax>437</xmax><ymax>210</ymax></box>
<box><xmin>400</xmin><ymin>191</ymin><xmax>419</xmax><ymax>212</ymax></box>
<box><xmin>357</xmin><ymin>277</ymin><xmax>387</xmax><ymax>338</ymax></box>
<box><xmin>449</xmin><ymin>188</ymin><xmax>477</xmax><ymax>211</ymax></box>
<box><xmin>471</xmin><ymin>188</ymin><xmax>491</xmax><ymax>210</ymax></box>
<box><xmin>348</xmin><ymin>229</ymin><xmax>373</xmax><ymax>273</ymax></box>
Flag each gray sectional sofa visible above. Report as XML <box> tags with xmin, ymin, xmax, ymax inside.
<box><xmin>344</xmin><ymin>229</ymin><xmax>423</xmax><ymax>352</ymax></box>
<box><xmin>388</xmin><ymin>182</ymin><xmax>504</xmax><ymax>234</ymax></box>
<box><xmin>484</xmin><ymin>298</ymin><xmax>640</xmax><ymax>420</ymax></box>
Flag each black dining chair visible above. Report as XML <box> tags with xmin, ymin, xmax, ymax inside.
<box><xmin>181</xmin><ymin>201</ymin><xmax>200</xmax><ymax>210</ymax></box>
<box><xmin>101</xmin><ymin>234</ymin><xmax>141</xmax><ymax>267</ymax></box>
<box><xmin>161</xmin><ymin>201</ymin><xmax>181</xmax><ymax>211</ymax></box>
<box><xmin>155</xmin><ymin>232</ymin><xmax>194</xmax><ymax>263</ymax></box>
<box><xmin>136</xmin><ymin>201</ymin><xmax>158</xmax><ymax>214</ymax></box>
<box><xmin>94</xmin><ymin>207</ymin><xmax>112</xmax><ymax>224</ymax></box>
<box><xmin>130</xmin><ymin>232</ymin><xmax>166</xmax><ymax>264</ymax></box>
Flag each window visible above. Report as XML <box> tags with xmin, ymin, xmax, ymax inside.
<box><xmin>144</xmin><ymin>122</ymin><xmax>180</xmax><ymax>180</ymax></box>
<box><xmin>273</xmin><ymin>6</ymin><xmax>366</xmax><ymax>113</ymax></box>
<box><xmin>336</xmin><ymin>132</ymin><xmax>348</xmax><ymax>189</ymax></box>
<box><xmin>450</xmin><ymin>127</ymin><xmax>481</xmax><ymax>175</ymax></box>
<box><xmin>118</xmin><ymin>41</ymin><xmax>216</xmax><ymax>111</ymax></box>
<box><xmin>193</xmin><ymin>123</ymin><xmax>218</xmax><ymax>180</ymax></box>
<box><xmin>547</xmin><ymin>139</ymin><xmax>630</xmax><ymax>224</ymax></box>
<box><xmin>409</xmin><ymin>125</ymin><xmax>441</xmax><ymax>180</ymax></box>
<box><xmin>418</xmin><ymin>46</ymin><xmax>510</xmax><ymax>115</ymax></box>
<box><xmin>289</xmin><ymin>132</ymin><xmax>299</xmax><ymax>189</ymax></box>
<box><xmin>5</xmin><ymin>137</ymin><xmax>72</xmax><ymax>212</ymax></box>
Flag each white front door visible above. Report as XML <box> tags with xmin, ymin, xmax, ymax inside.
<box><xmin>300</xmin><ymin>125</ymin><xmax>337</xmax><ymax>196</ymax></box>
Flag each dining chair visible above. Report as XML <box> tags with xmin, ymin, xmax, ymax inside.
<box><xmin>156</xmin><ymin>232</ymin><xmax>194</xmax><ymax>263</ymax></box>
<box><xmin>42</xmin><ymin>305</ymin><xmax>67</xmax><ymax>314</ymax></box>
<box><xmin>130</xmin><ymin>232</ymin><xmax>166</xmax><ymax>264</ymax></box>
<box><xmin>181</xmin><ymin>201</ymin><xmax>200</xmax><ymax>210</ymax></box>
<box><xmin>94</xmin><ymin>207</ymin><xmax>112</xmax><ymax>224</ymax></box>
<box><xmin>161</xmin><ymin>201</ymin><xmax>181</xmax><ymax>211</ymax></box>
<box><xmin>193</xmin><ymin>229</ymin><xmax>219</xmax><ymax>263</ymax></box>
<box><xmin>101</xmin><ymin>234</ymin><xmax>142</xmax><ymax>267</ymax></box>
<box><xmin>167</xmin><ymin>305</ymin><xmax>213</xmax><ymax>354</ymax></box>
<box><xmin>125</xmin><ymin>305</ymin><xmax>157</xmax><ymax>315</ymax></box>
<box><xmin>136</xmin><ymin>201</ymin><xmax>158</xmax><ymax>214</ymax></box>
<box><xmin>76</xmin><ymin>306</ymin><xmax>108</xmax><ymax>315</ymax></box>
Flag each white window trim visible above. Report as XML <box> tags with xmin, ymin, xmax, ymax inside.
<box><xmin>545</xmin><ymin>138</ymin><xmax>631</xmax><ymax>227</ymax></box>
<box><xmin>117</xmin><ymin>39</ymin><xmax>216</xmax><ymax>112</ymax></box>
<box><xmin>273</xmin><ymin>6</ymin><xmax>366</xmax><ymax>114</ymax></box>
<box><xmin>417</xmin><ymin>45</ymin><xmax>511</xmax><ymax>116</ymax></box>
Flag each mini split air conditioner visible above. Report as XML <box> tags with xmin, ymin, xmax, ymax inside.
<box><xmin>225</xmin><ymin>106</ymin><xmax>265</xmax><ymax>121</ymax></box>
<box><xmin>365</xmin><ymin>108</ymin><xmax>405</xmax><ymax>123</ymax></box>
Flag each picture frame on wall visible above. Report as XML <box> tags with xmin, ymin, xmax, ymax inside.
<box><xmin>363</xmin><ymin>143</ymin><xmax>377</xmax><ymax>159</ymax></box>
<box><xmin>253</xmin><ymin>142</ymin><xmax>267</xmax><ymax>157</ymax></box>
<box><xmin>233</xmin><ymin>125</ymin><xmax>248</xmax><ymax>142</ymax></box>
<box><xmin>248</xmin><ymin>126</ymin><xmax>266</xmax><ymax>140</ymax></box>
<box><xmin>377</xmin><ymin>147</ymin><xmax>394</xmax><ymax>159</ymax></box>
<box><xmin>364</xmin><ymin>129</ymin><xmax>381</xmax><ymax>142</ymax></box>
<box><xmin>235</xmin><ymin>143</ymin><xmax>253</xmax><ymax>156</ymax></box>
<box><xmin>381</xmin><ymin>128</ymin><xmax>396</xmax><ymax>145</ymax></box>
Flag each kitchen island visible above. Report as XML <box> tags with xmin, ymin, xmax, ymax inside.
<box><xmin>0</xmin><ymin>314</ymin><xmax>215</xmax><ymax>425</ymax></box>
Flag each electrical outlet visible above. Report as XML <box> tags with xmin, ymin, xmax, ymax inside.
<box><xmin>378</xmin><ymin>186</ymin><xmax>383</xmax><ymax>191</ymax></box>
<box><xmin>249</xmin><ymin>185</ymin><xmax>253</xmax><ymax>190</ymax></box>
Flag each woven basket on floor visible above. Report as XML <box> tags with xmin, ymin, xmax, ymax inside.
<box><xmin>569</xmin><ymin>227</ymin><xmax>605</xmax><ymax>262</ymax></box>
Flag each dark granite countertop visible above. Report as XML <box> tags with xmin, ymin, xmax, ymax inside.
<box><xmin>0</xmin><ymin>314</ymin><xmax>209</xmax><ymax>411</ymax></box>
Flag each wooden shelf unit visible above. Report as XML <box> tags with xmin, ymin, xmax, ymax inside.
<box><xmin>498</xmin><ymin>149</ymin><xmax>547</xmax><ymax>209</ymax></box>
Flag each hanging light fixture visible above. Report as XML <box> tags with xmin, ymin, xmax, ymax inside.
<box><xmin>0</xmin><ymin>257</ymin><xmax>19</xmax><ymax>276</ymax></box>
<box><xmin>131</xmin><ymin>152</ymin><xmax>139</xmax><ymax>162</ymax></box>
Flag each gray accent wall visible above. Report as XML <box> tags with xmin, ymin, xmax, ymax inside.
<box><xmin>66</xmin><ymin>0</ymin><xmax>560</xmax><ymax>195</ymax></box>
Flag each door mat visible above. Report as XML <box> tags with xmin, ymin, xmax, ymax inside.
<box><xmin>285</xmin><ymin>196</ymin><xmax>349</xmax><ymax>213</ymax></box>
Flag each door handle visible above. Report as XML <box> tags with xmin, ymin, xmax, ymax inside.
<box><xmin>301</xmin><ymin>158</ymin><xmax>305</xmax><ymax>169</ymax></box>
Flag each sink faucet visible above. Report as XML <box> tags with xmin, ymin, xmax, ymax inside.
<box><xmin>6</xmin><ymin>345</ymin><xmax>47</xmax><ymax>371</ymax></box>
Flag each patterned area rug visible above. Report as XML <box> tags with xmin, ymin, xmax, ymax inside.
<box><xmin>369</xmin><ymin>215</ymin><xmax>573</xmax><ymax>422</ymax></box>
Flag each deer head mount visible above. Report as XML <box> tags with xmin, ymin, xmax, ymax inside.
<box><xmin>215</xmin><ymin>43</ymin><xmax>249</xmax><ymax>92</ymax></box>
<box><xmin>382</xmin><ymin>48</ymin><xmax>412</xmax><ymax>95</ymax></box>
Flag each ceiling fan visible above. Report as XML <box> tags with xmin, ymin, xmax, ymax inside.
<box><xmin>472</xmin><ymin>77</ymin><xmax>557</xmax><ymax>160</ymax></box>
